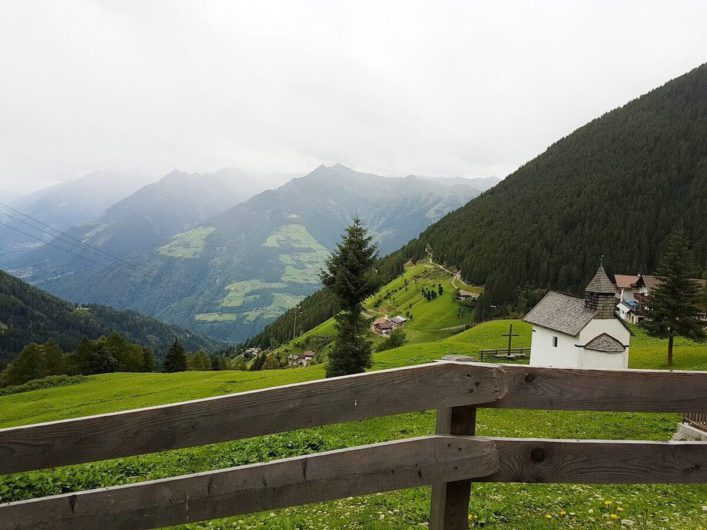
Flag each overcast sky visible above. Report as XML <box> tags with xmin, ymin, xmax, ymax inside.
<box><xmin>1</xmin><ymin>0</ymin><xmax>706</xmax><ymax>195</ymax></box>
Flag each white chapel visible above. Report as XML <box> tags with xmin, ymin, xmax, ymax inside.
<box><xmin>523</xmin><ymin>264</ymin><xmax>630</xmax><ymax>369</ymax></box>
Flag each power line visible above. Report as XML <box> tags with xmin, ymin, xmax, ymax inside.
<box><xmin>0</xmin><ymin>202</ymin><xmax>132</xmax><ymax>267</ymax></box>
<box><xmin>0</xmin><ymin>203</ymin><xmax>161</xmax><ymax>279</ymax></box>
<box><xmin>0</xmin><ymin>221</ymin><xmax>118</xmax><ymax>270</ymax></box>
<box><xmin>0</xmin><ymin>211</ymin><xmax>124</xmax><ymax>266</ymax></box>
<box><xmin>0</xmin><ymin>204</ymin><xmax>169</xmax><ymax>290</ymax></box>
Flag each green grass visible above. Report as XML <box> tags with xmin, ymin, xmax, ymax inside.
<box><xmin>1</xmin><ymin>320</ymin><xmax>705</xmax><ymax>528</ymax></box>
<box><xmin>194</xmin><ymin>313</ymin><xmax>238</xmax><ymax>322</ymax></box>
<box><xmin>263</xmin><ymin>224</ymin><xmax>331</xmax><ymax>283</ymax></box>
<box><xmin>158</xmin><ymin>227</ymin><xmax>215</xmax><ymax>258</ymax></box>
<box><xmin>221</xmin><ymin>280</ymin><xmax>286</xmax><ymax>308</ymax></box>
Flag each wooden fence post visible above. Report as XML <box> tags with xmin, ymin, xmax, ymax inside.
<box><xmin>429</xmin><ymin>405</ymin><xmax>477</xmax><ymax>529</ymax></box>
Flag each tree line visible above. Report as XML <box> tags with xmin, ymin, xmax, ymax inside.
<box><xmin>0</xmin><ymin>335</ymin><xmax>228</xmax><ymax>388</ymax></box>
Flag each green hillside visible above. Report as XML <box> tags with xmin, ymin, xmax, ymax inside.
<box><xmin>1</xmin><ymin>320</ymin><xmax>705</xmax><ymax>528</ymax></box>
<box><xmin>270</xmin><ymin>261</ymin><xmax>483</xmax><ymax>360</ymax></box>
<box><xmin>0</xmin><ymin>269</ymin><xmax>220</xmax><ymax>367</ymax></box>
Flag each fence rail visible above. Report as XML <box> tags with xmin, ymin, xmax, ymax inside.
<box><xmin>684</xmin><ymin>412</ymin><xmax>707</xmax><ymax>431</ymax></box>
<box><xmin>478</xmin><ymin>348</ymin><xmax>530</xmax><ymax>362</ymax></box>
<box><xmin>1</xmin><ymin>358</ymin><xmax>706</xmax><ymax>530</ymax></box>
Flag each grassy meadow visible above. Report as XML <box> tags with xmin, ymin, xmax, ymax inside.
<box><xmin>1</xmin><ymin>316</ymin><xmax>705</xmax><ymax>529</ymax></box>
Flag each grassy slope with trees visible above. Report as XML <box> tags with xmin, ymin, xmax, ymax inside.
<box><xmin>0</xmin><ymin>270</ymin><xmax>220</xmax><ymax>367</ymax></box>
<box><xmin>265</xmin><ymin>262</ymin><xmax>483</xmax><ymax>364</ymax></box>
<box><xmin>0</xmin><ymin>319</ymin><xmax>705</xmax><ymax>528</ymax></box>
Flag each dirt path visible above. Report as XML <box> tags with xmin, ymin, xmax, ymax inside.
<box><xmin>425</xmin><ymin>246</ymin><xmax>462</xmax><ymax>288</ymax></box>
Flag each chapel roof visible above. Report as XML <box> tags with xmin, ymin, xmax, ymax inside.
<box><xmin>523</xmin><ymin>291</ymin><xmax>597</xmax><ymax>336</ymax></box>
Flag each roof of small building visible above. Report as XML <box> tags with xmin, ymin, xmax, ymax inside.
<box><xmin>390</xmin><ymin>315</ymin><xmax>407</xmax><ymax>324</ymax></box>
<box><xmin>614</xmin><ymin>274</ymin><xmax>639</xmax><ymax>289</ymax></box>
<box><xmin>581</xmin><ymin>333</ymin><xmax>626</xmax><ymax>353</ymax></box>
<box><xmin>457</xmin><ymin>289</ymin><xmax>479</xmax><ymax>298</ymax></box>
<box><xmin>585</xmin><ymin>265</ymin><xmax>615</xmax><ymax>294</ymax></box>
<box><xmin>523</xmin><ymin>291</ymin><xmax>597</xmax><ymax>336</ymax></box>
<box><xmin>374</xmin><ymin>317</ymin><xmax>394</xmax><ymax>329</ymax></box>
<box><xmin>637</xmin><ymin>274</ymin><xmax>663</xmax><ymax>291</ymax></box>
<box><xmin>302</xmin><ymin>351</ymin><xmax>316</xmax><ymax>357</ymax></box>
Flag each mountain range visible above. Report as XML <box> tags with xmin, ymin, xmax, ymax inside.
<box><xmin>4</xmin><ymin>168</ymin><xmax>288</xmax><ymax>282</ymax></box>
<box><xmin>21</xmin><ymin>165</ymin><xmax>494</xmax><ymax>343</ymax></box>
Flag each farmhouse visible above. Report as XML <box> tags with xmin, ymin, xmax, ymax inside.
<box><xmin>243</xmin><ymin>347</ymin><xmax>262</xmax><ymax>358</ymax></box>
<box><xmin>390</xmin><ymin>315</ymin><xmax>407</xmax><ymax>326</ymax></box>
<box><xmin>301</xmin><ymin>351</ymin><xmax>316</xmax><ymax>366</ymax></box>
<box><xmin>524</xmin><ymin>264</ymin><xmax>630</xmax><ymax>369</ymax></box>
<box><xmin>373</xmin><ymin>317</ymin><xmax>394</xmax><ymax>335</ymax></box>
<box><xmin>614</xmin><ymin>273</ymin><xmax>707</xmax><ymax>323</ymax></box>
<box><xmin>457</xmin><ymin>289</ymin><xmax>479</xmax><ymax>301</ymax></box>
<box><xmin>614</xmin><ymin>274</ymin><xmax>640</xmax><ymax>302</ymax></box>
<box><xmin>287</xmin><ymin>351</ymin><xmax>317</xmax><ymax>367</ymax></box>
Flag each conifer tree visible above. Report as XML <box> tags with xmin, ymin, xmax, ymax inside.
<box><xmin>321</xmin><ymin>218</ymin><xmax>380</xmax><ymax>377</ymax></box>
<box><xmin>642</xmin><ymin>225</ymin><xmax>706</xmax><ymax>366</ymax></box>
<box><xmin>163</xmin><ymin>339</ymin><xmax>187</xmax><ymax>372</ymax></box>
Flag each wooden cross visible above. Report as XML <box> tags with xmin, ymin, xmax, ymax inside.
<box><xmin>502</xmin><ymin>323</ymin><xmax>519</xmax><ymax>357</ymax></box>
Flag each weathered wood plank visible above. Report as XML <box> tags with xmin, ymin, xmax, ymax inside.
<box><xmin>429</xmin><ymin>406</ymin><xmax>477</xmax><ymax>530</ymax></box>
<box><xmin>0</xmin><ymin>436</ymin><xmax>500</xmax><ymax>530</ymax></box>
<box><xmin>442</xmin><ymin>357</ymin><xmax>707</xmax><ymax>412</ymax></box>
<box><xmin>0</xmin><ymin>362</ymin><xmax>506</xmax><ymax>474</ymax></box>
<box><xmin>480</xmin><ymin>437</ymin><xmax>707</xmax><ymax>484</ymax></box>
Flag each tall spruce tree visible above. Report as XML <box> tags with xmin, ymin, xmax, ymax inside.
<box><xmin>321</xmin><ymin>218</ymin><xmax>380</xmax><ymax>377</ymax></box>
<box><xmin>642</xmin><ymin>225</ymin><xmax>706</xmax><ymax>366</ymax></box>
<box><xmin>163</xmin><ymin>339</ymin><xmax>187</xmax><ymax>372</ymax></box>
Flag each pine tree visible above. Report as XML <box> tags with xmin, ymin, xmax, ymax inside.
<box><xmin>163</xmin><ymin>339</ymin><xmax>187</xmax><ymax>372</ymax></box>
<box><xmin>642</xmin><ymin>225</ymin><xmax>706</xmax><ymax>366</ymax></box>
<box><xmin>321</xmin><ymin>218</ymin><xmax>380</xmax><ymax>377</ymax></box>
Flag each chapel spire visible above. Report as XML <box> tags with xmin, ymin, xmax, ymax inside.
<box><xmin>584</xmin><ymin>263</ymin><xmax>616</xmax><ymax>318</ymax></box>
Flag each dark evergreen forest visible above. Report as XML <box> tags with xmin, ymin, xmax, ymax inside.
<box><xmin>0</xmin><ymin>270</ymin><xmax>220</xmax><ymax>367</ymax></box>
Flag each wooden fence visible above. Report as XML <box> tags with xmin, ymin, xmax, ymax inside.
<box><xmin>684</xmin><ymin>412</ymin><xmax>707</xmax><ymax>431</ymax></box>
<box><xmin>478</xmin><ymin>347</ymin><xmax>530</xmax><ymax>362</ymax></box>
<box><xmin>0</xmin><ymin>358</ymin><xmax>705</xmax><ymax>530</ymax></box>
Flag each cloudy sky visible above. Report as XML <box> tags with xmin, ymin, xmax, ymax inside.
<box><xmin>1</xmin><ymin>0</ymin><xmax>706</xmax><ymax>195</ymax></box>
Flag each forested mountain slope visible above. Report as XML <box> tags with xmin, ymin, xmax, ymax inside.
<box><xmin>254</xmin><ymin>63</ymin><xmax>707</xmax><ymax>343</ymax></box>
<box><xmin>34</xmin><ymin>165</ymin><xmax>485</xmax><ymax>343</ymax></box>
<box><xmin>0</xmin><ymin>270</ymin><xmax>219</xmax><ymax>367</ymax></box>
